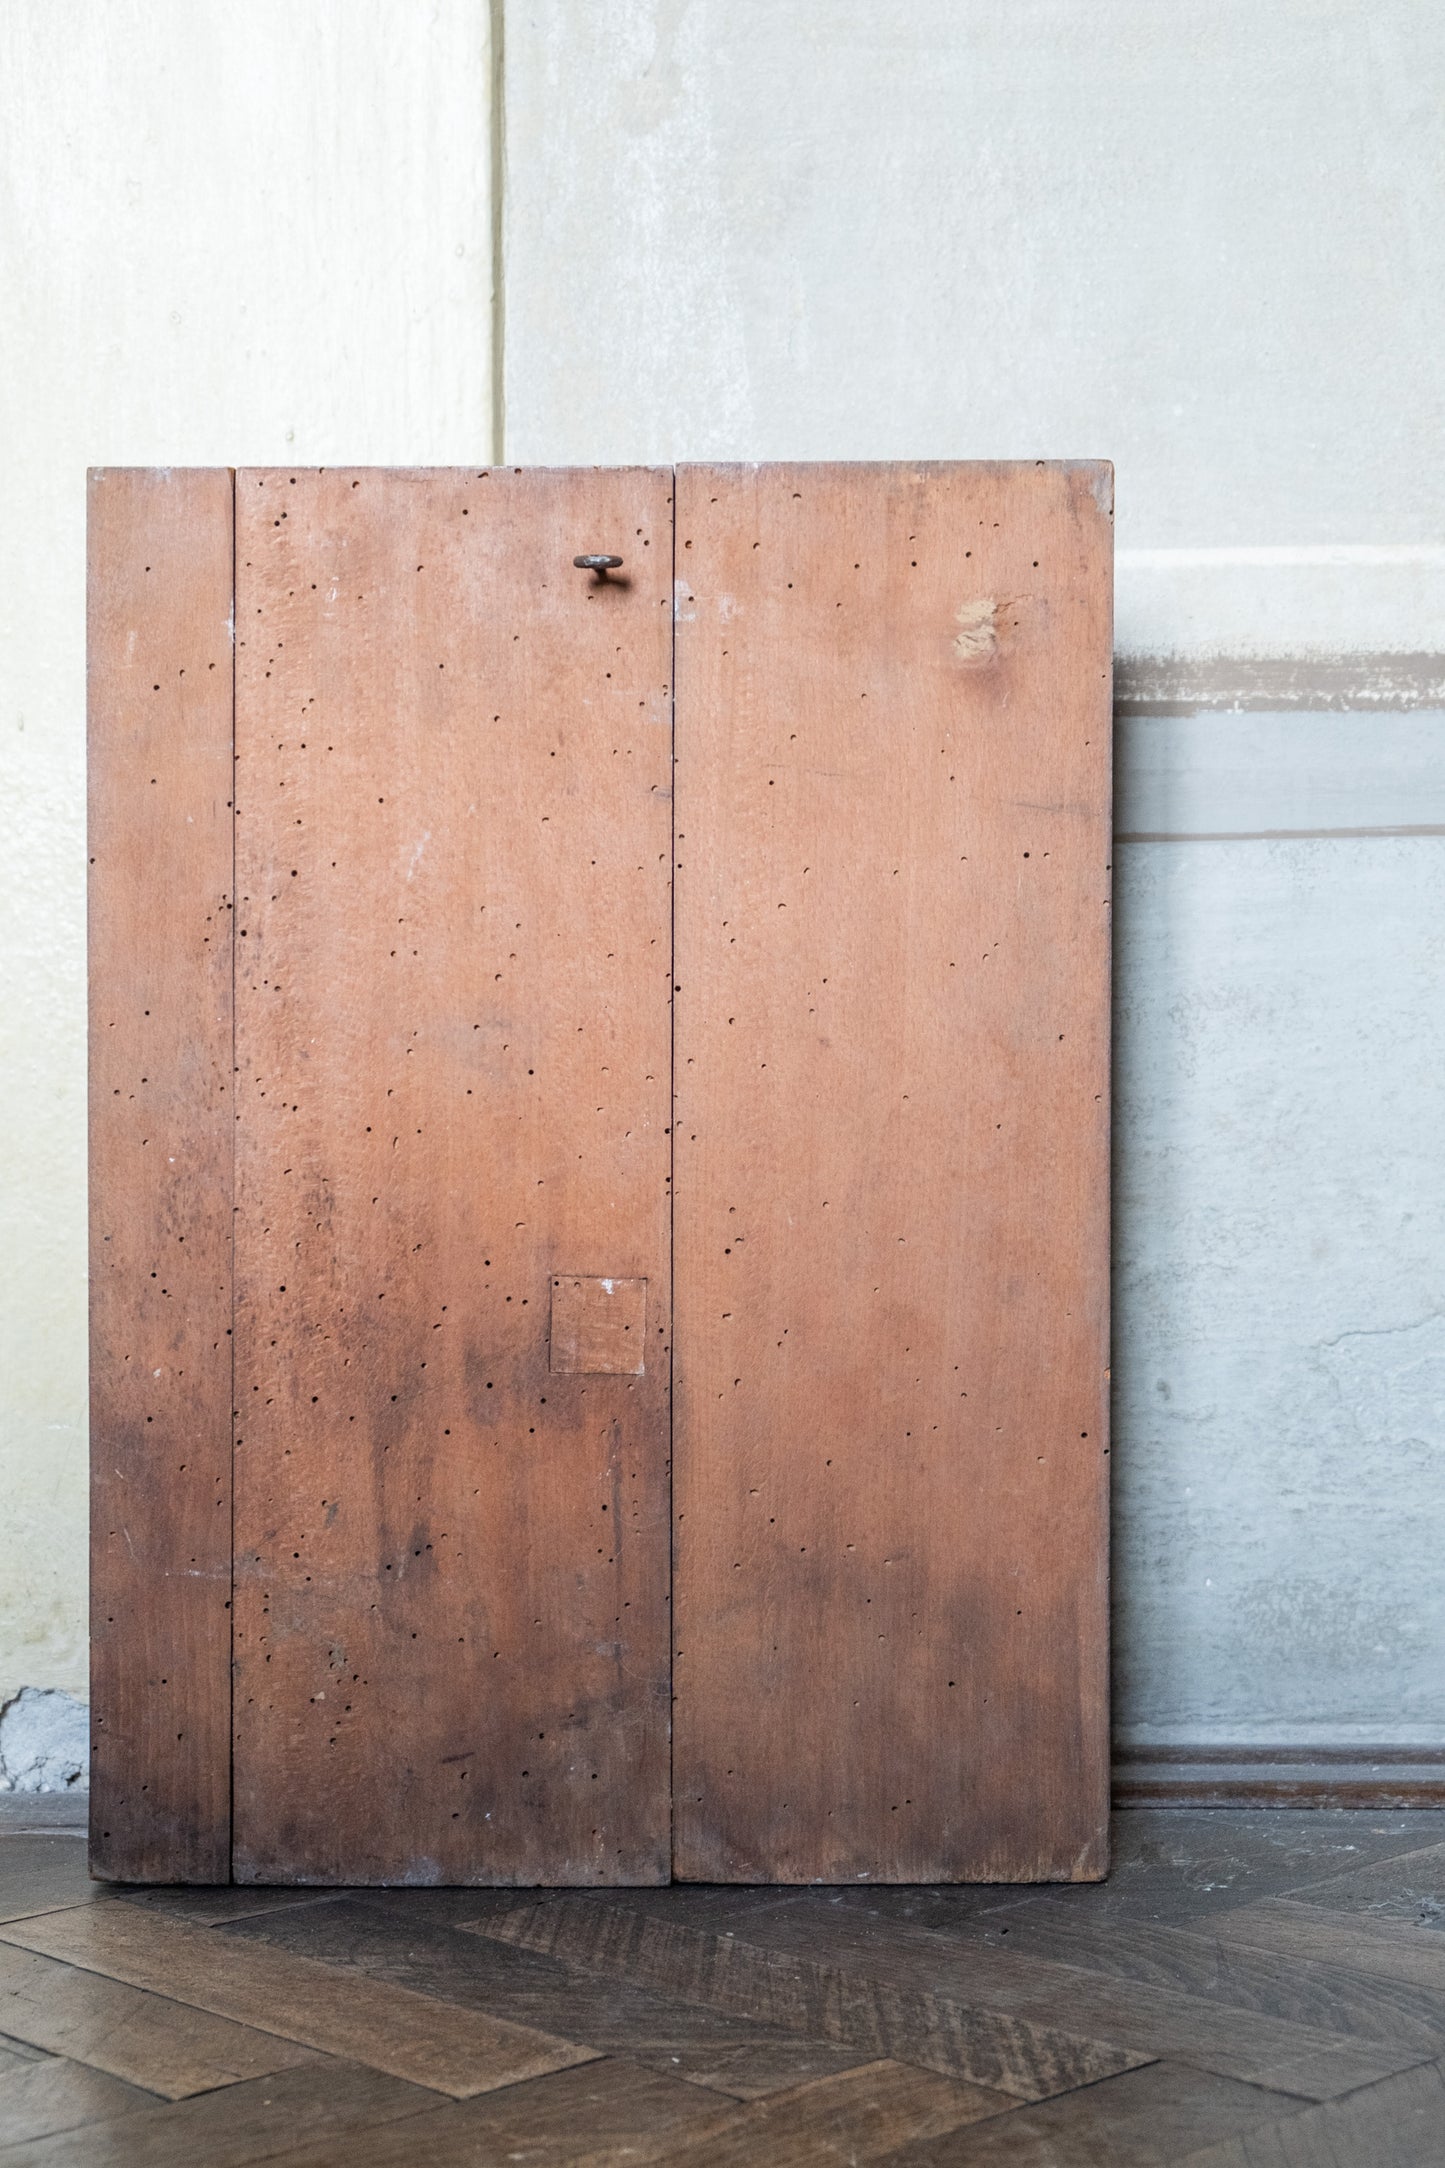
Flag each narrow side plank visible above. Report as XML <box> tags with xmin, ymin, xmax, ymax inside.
<box><xmin>0</xmin><ymin>2056</ymin><xmax>156</xmax><ymax>2149</ymax></box>
<box><xmin>1178</xmin><ymin>2056</ymin><xmax>1445</xmax><ymax>2168</ymax></box>
<box><xmin>0</xmin><ymin>1904</ymin><xmax>594</xmax><ymax>2099</ymax></box>
<box><xmin>0</xmin><ymin>1940</ymin><xmax>312</xmax><ymax>2098</ymax></box>
<box><xmin>0</xmin><ymin>2059</ymin><xmax>439</xmax><ymax>2168</ymax></box>
<box><xmin>88</xmin><ymin>467</ymin><xmax>235</xmax><ymax>1883</ymax></box>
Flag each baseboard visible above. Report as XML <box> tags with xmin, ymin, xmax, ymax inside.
<box><xmin>1114</xmin><ymin>1745</ymin><xmax>1445</xmax><ymax>1809</ymax></box>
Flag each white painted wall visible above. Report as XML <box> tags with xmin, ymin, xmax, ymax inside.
<box><xmin>0</xmin><ymin>1</ymin><xmax>492</xmax><ymax>1717</ymax></box>
<box><xmin>3</xmin><ymin>0</ymin><xmax>1442</xmax><ymax>1759</ymax></box>
<box><xmin>502</xmin><ymin>0</ymin><xmax>1445</xmax><ymax>1749</ymax></box>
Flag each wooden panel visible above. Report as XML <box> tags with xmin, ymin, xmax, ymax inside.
<box><xmin>3</xmin><ymin>1903</ymin><xmax>594</xmax><ymax>2098</ymax></box>
<box><xmin>231</xmin><ymin>468</ymin><xmax>673</xmax><ymax>1882</ymax></box>
<box><xmin>87</xmin><ymin>468</ymin><xmax>235</xmax><ymax>1883</ymax></box>
<box><xmin>672</xmin><ymin>462</ymin><xmax>1113</xmax><ymax>1881</ymax></box>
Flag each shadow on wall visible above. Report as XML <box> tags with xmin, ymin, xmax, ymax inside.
<box><xmin>0</xmin><ymin>1688</ymin><xmax>88</xmax><ymax>1792</ymax></box>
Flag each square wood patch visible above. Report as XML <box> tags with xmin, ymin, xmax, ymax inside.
<box><xmin>550</xmin><ymin>1276</ymin><xmax>647</xmax><ymax>1375</ymax></box>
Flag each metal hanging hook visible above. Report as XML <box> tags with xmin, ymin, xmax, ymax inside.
<box><xmin>574</xmin><ymin>554</ymin><xmax>624</xmax><ymax>578</ymax></box>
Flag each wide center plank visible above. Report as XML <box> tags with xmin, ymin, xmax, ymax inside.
<box><xmin>231</xmin><ymin>467</ymin><xmax>674</xmax><ymax>1884</ymax></box>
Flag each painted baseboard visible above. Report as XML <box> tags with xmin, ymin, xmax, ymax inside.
<box><xmin>1114</xmin><ymin>1745</ymin><xmax>1445</xmax><ymax>1809</ymax></box>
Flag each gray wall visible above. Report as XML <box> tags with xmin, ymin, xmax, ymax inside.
<box><xmin>2</xmin><ymin>0</ymin><xmax>1441</xmax><ymax>1755</ymax></box>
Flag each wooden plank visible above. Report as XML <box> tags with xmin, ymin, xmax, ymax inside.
<box><xmin>0</xmin><ymin>1902</ymin><xmax>595</xmax><ymax>2098</ymax></box>
<box><xmin>672</xmin><ymin>461</ymin><xmax>1113</xmax><ymax>1882</ymax></box>
<box><xmin>0</xmin><ymin>1836</ymin><xmax>103</xmax><ymax>1924</ymax></box>
<box><xmin>0</xmin><ymin>2056</ymin><xmax>157</xmax><ymax>2149</ymax></box>
<box><xmin>697</xmin><ymin>1897</ymin><xmax>1426</xmax><ymax>2100</ymax></box>
<box><xmin>884</xmin><ymin>2062</ymin><xmax>1311</xmax><ymax>2168</ymax></box>
<box><xmin>646</xmin><ymin>2060</ymin><xmax>1012</xmax><ymax>2166</ymax></box>
<box><xmin>87</xmin><ymin>467</ymin><xmax>235</xmax><ymax>1883</ymax></box>
<box><xmin>230</xmin><ymin>467</ymin><xmax>673</xmax><ymax>1884</ymax></box>
<box><xmin>1285</xmin><ymin>1839</ymin><xmax>1445</xmax><ymax>1919</ymax></box>
<box><xmin>1210</xmin><ymin>1901</ymin><xmax>1445</xmax><ymax>1993</ymax></box>
<box><xmin>112</xmin><ymin>1886</ymin><xmax>348</xmax><ymax>1928</ymax></box>
<box><xmin>476</xmin><ymin>1899</ymin><xmax>1150</xmax><ymax>2101</ymax></box>
<box><xmin>218</xmin><ymin>1892</ymin><xmax>868</xmax><ymax>2099</ymax></box>
<box><xmin>254</xmin><ymin>2059</ymin><xmax>761</xmax><ymax>2168</ymax></box>
<box><xmin>0</xmin><ymin>1941</ymin><xmax>312</xmax><ymax>2098</ymax></box>
<box><xmin>0</xmin><ymin>2061</ymin><xmax>439</xmax><ymax>2168</ymax></box>
<box><xmin>481</xmin><ymin>1895</ymin><xmax>1424</xmax><ymax>2103</ymax></box>
<box><xmin>969</xmin><ymin>1898</ymin><xmax>1445</xmax><ymax>2054</ymax></box>
<box><xmin>1176</xmin><ymin>2058</ymin><xmax>1445</xmax><ymax>2168</ymax></box>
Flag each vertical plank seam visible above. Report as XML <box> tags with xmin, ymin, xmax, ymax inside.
<box><xmin>668</xmin><ymin>469</ymin><xmax>678</xmax><ymax>1879</ymax></box>
<box><xmin>228</xmin><ymin>469</ymin><xmax>238</xmax><ymax>1882</ymax></box>
<box><xmin>489</xmin><ymin>0</ymin><xmax>507</xmax><ymax>464</ymax></box>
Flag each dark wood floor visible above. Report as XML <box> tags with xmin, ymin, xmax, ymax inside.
<box><xmin>3</xmin><ymin>1801</ymin><xmax>1445</xmax><ymax>2162</ymax></box>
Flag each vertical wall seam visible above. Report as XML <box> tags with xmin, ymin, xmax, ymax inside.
<box><xmin>668</xmin><ymin>470</ymin><xmax>678</xmax><ymax>1878</ymax></box>
<box><xmin>489</xmin><ymin>0</ymin><xmax>506</xmax><ymax>463</ymax></box>
<box><xmin>228</xmin><ymin>468</ymin><xmax>238</xmax><ymax>1881</ymax></box>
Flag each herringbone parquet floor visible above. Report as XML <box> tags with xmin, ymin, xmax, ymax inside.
<box><xmin>3</xmin><ymin>1800</ymin><xmax>1445</xmax><ymax>2163</ymax></box>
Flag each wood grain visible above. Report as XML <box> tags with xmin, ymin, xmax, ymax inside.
<box><xmin>87</xmin><ymin>467</ymin><xmax>235</xmax><ymax>1883</ymax></box>
<box><xmin>1210</xmin><ymin>1901</ymin><xmax>1445</xmax><ymax>1992</ymax></box>
<box><xmin>695</xmin><ymin>1896</ymin><xmax>1425</xmax><ymax>2101</ymax></box>
<box><xmin>1286</xmin><ymin>1840</ymin><xmax>1445</xmax><ymax>1919</ymax></box>
<box><xmin>1</xmin><ymin>1902</ymin><xmax>594</xmax><ymax>2098</ymax></box>
<box><xmin>1176</xmin><ymin>2058</ymin><xmax>1445</xmax><ymax>2168</ymax></box>
<box><xmin>230</xmin><ymin>467</ymin><xmax>674</xmax><ymax>1883</ymax></box>
<box><xmin>219</xmin><ymin>1892</ymin><xmax>869</xmax><ymax>2099</ymax></box>
<box><xmin>0</xmin><ymin>1940</ymin><xmax>312</xmax><ymax>2097</ymax></box>
<box><xmin>0</xmin><ymin>2055</ymin><xmax>156</xmax><ymax>2149</ymax></box>
<box><xmin>672</xmin><ymin>461</ymin><xmax>1113</xmax><ymax>1882</ymax></box>
<box><xmin>0</xmin><ymin>1835</ymin><xmax>104</xmax><ymax>1923</ymax></box>
<box><xmin>967</xmin><ymin>1898</ymin><xmax>1445</xmax><ymax>2053</ymax></box>
<box><xmin>476</xmin><ymin>1898</ymin><xmax>1150</xmax><ymax>2100</ymax></box>
<box><xmin>0</xmin><ymin>2061</ymin><xmax>439</xmax><ymax>2168</ymax></box>
<box><xmin>492</xmin><ymin>1892</ymin><xmax>1425</xmax><ymax>2103</ymax></box>
<box><xmin>885</xmin><ymin>2062</ymin><xmax>1310</xmax><ymax>2167</ymax></box>
<box><xmin>256</xmin><ymin>2057</ymin><xmax>737</xmax><ymax>2168</ymax></box>
<box><xmin>653</xmin><ymin>2059</ymin><xmax>1012</xmax><ymax>2166</ymax></box>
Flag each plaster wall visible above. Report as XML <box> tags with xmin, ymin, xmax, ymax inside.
<box><xmin>502</xmin><ymin>0</ymin><xmax>1445</xmax><ymax>1747</ymax></box>
<box><xmin>0</xmin><ymin>0</ymin><xmax>493</xmax><ymax>1712</ymax></box>
<box><xmin>2</xmin><ymin>0</ymin><xmax>1442</xmax><ymax>1760</ymax></box>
